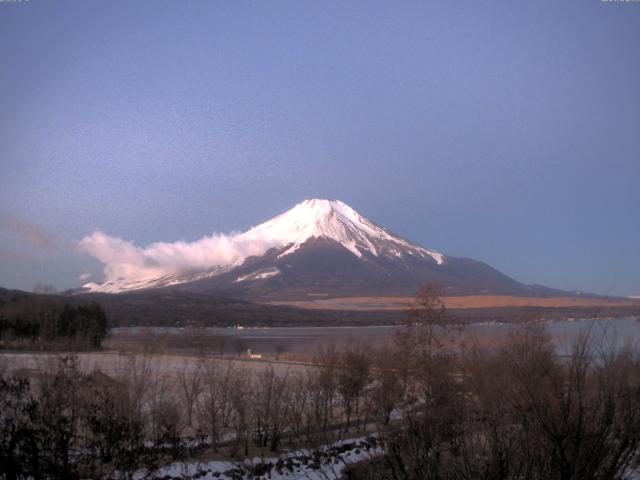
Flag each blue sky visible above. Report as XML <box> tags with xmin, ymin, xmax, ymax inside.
<box><xmin>1</xmin><ymin>0</ymin><xmax>639</xmax><ymax>296</ymax></box>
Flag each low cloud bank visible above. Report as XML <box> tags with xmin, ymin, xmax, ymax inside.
<box><xmin>77</xmin><ymin>230</ymin><xmax>278</xmax><ymax>283</ymax></box>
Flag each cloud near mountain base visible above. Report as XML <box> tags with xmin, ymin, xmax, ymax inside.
<box><xmin>77</xmin><ymin>230</ymin><xmax>277</xmax><ymax>283</ymax></box>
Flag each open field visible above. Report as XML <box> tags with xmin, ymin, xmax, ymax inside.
<box><xmin>0</xmin><ymin>350</ymin><xmax>314</xmax><ymax>378</ymax></box>
<box><xmin>268</xmin><ymin>295</ymin><xmax>640</xmax><ymax>311</ymax></box>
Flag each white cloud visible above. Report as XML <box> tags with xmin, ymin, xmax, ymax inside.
<box><xmin>79</xmin><ymin>273</ymin><xmax>92</xmax><ymax>281</ymax></box>
<box><xmin>77</xmin><ymin>230</ymin><xmax>278</xmax><ymax>283</ymax></box>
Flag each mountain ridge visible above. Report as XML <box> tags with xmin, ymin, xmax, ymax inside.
<box><xmin>78</xmin><ymin>199</ymin><xmax>583</xmax><ymax>300</ymax></box>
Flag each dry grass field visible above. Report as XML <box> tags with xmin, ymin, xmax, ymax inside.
<box><xmin>0</xmin><ymin>351</ymin><xmax>315</xmax><ymax>379</ymax></box>
<box><xmin>268</xmin><ymin>295</ymin><xmax>640</xmax><ymax>311</ymax></box>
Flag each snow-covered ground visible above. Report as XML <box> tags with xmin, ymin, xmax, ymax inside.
<box><xmin>136</xmin><ymin>436</ymin><xmax>381</xmax><ymax>480</ymax></box>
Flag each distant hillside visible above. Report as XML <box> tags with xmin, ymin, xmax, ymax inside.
<box><xmin>3</xmin><ymin>286</ymin><xmax>639</xmax><ymax>329</ymax></box>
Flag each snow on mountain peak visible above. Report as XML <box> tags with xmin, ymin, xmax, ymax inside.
<box><xmin>239</xmin><ymin>198</ymin><xmax>444</xmax><ymax>263</ymax></box>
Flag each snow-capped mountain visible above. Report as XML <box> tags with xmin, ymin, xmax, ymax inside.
<box><xmin>237</xmin><ymin>199</ymin><xmax>444</xmax><ymax>263</ymax></box>
<box><xmin>80</xmin><ymin>199</ymin><xmax>560</xmax><ymax>299</ymax></box>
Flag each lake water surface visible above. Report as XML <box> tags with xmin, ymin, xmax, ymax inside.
<box><xmin>110</xmin><ymin>317</ymin><xmax>640</xmax><ymax>357</ymax></box>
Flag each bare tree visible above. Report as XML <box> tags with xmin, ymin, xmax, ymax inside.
<box><xmin>316</xmin><ymin>346</ymin><xmax>339</xmax><ymax>439</ymax></box>
<box><xmin>337</xmin><ymin>348</ymin><xmax>370</xmax><ymax>433</ymax></box>
<box><xmin>256</xmin><ymin>367</ymin><xmax>291</xmax><ymax>452</ymax></box>
<box><xmin>285</xmin><ymin>373</ymin><xmax>312</xmax><ymax>447</ymax></box>
<box><xmin>378</xmin><ymin>284</ymin><xmax>465</xmax><ymax>479</ymax></box>
<box><xmin>370</xmin><ymin>348</ymin><xmax>403</xmax><ymax>425</ymax></box>
<box><xmin>228</xmin><ymin>373</ymin><xmax>251</xmax><ymax>457</ymax></box>
<box><xmin>178</xmin><ymin>359</ymin><xmax>204</xmax><ymax>429</ymax></box>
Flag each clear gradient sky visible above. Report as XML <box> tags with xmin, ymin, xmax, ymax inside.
<box><xmin>1</xmin><ymin>0</ymin><xmax>639</xmax><ymax>296</ymax></box>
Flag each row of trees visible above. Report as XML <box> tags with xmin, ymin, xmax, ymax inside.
<box><xmin>184</xmin><ymin>345</ymin><xmax>379</xmax><ymax>457</ymax></box>
<box><xmin>0</xmin><ymin>349</ymin><xmax>377</xmax><ymax>478</ymax></box>
<box><xmin>0</xmin><ymin>295</ymin><xmax>108</xmax><ymax>349</ymax></box>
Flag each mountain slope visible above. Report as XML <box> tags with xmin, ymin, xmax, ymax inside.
<box><xmin>80</xmin><ymin>199</ymin><xmax>571</xmax><ymax>299</ymax></box>
<box><xmin>180</xmin><ymin>236</ymin><xmax>553</xmax><ymax>300</ymax></box>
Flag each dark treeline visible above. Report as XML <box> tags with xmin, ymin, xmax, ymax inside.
<box><xmin>0</xmin><ymin>294</ymin><xmax>108</xmax><ymax>349</ymax></box>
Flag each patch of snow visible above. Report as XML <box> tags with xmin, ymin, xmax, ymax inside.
<box><xmin>138</xmin><ymin>436</ymin><xmax>382</xmax><ymax>480</ymax></box>
<box><xmin>235</xmin><ymin>267</ymin><xmax>281</xmax><ymax>283</ymax></box>
<box><xmin>81</xmin><ymin>265</ymin><xmax>232</xmax><ymax>293</ymax></box>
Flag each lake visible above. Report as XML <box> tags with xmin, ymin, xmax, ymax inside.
<box><xmin>108</xmin><ymin>317</ymin><xmax>640</xmax><ymax>357</ymax></box>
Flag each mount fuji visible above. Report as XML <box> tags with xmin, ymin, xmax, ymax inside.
<box><xmin>80</xmin><ymin>199</ymin><xmax>565</xmax><ymax>300</ymax></box>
